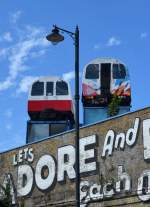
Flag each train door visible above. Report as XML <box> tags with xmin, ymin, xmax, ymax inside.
<box><xmin>112</xmin><ymin>63</ymin><xmax>131</xmax><ymax>105</ymax></box>
<box><xmin>46</xmin><ymin>81</ymin><xmax>55</xmax><ymax>100</ymax></box>
<box><xmin>100</xmin><ymin>63</ymin><xmax>111</xmax><ymax>97</ymax></box>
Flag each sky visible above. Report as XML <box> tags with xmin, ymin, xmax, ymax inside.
<box><xmin>0</xmin><ymin>0</ymin><xmax>149</xmax><ymax>152</ymax></box>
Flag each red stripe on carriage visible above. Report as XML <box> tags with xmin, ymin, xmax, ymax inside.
<box><xmin>28</xmin><ymin>100</ymin><xmax>73</xmax><ymax>112</ymax></box>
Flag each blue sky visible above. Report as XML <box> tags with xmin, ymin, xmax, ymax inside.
<box><xmin>0</xmin><ymin>0</ymin><xmax>149</xmax><ymax>152</ymax></box>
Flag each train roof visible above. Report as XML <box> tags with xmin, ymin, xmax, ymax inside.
<box><xmin>32</xmin><ymin>76</ymin><xmax>67</xmax><ymax>83</ymax></box>
<box><xmin>85</xmin><ymin>57</ymin><xmax>126</xmax><ymax>66</ymax></box>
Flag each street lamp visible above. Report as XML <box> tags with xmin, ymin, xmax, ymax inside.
<box><xmin>46</xmin><ymin>25</ymin><xmax>80</xmax><ymax>207</ymax></box>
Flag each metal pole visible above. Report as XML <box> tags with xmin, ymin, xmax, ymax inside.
<box><xmin>46</xmin><ymin>24</ymin><xmax>80</xmax><ymax>206</ymax></box>
<box><xmin>74</xmin><ymin>25</ymin><xmax>80</xmax><ymax>207</ymax></box>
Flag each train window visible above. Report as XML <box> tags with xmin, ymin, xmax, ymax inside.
<box><xmin>51</xmin><ymin>123</ymin><xmax>67</xmax><ymax>135</ymax></box>
<box><xmin>31</xmin><ymin>81</ymin><xmax>44</xmax><ymax>96</ymax></box>
<box><xmin>113</xmin><ymin>64</ymin><xmax>126</xmax><ymax>79</ymax></box>
<box><xmin>56</xmin><ymin>81</ymin><xmax>68</xmax><ymax>95</ymax></box>
<box><xmin>27</xmin><ymin>123</ymin><xmax>49</xmax><ymax>142</ymax></box>
<box><xmin>46</xmin><ymin>82</ymin><xmax>53</xmax><ymax>96</ymax></box>
<box><xmin>85</xmin><ymin>64</ymin><xmax>99</xmax><ymax>79</ymax></box>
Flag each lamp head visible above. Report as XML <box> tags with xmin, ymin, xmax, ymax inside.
<box><xmin>46</xmin><ymin>27</ymin><xmax>64</xmax><ymax>45</ymax></box>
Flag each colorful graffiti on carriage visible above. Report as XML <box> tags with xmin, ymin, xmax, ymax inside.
<box><xmin>82</xmin><ymin>58</ymin><xmax>131</xmax><ymax>107</ymax></box>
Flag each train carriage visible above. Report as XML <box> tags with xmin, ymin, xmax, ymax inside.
<box><xmin>28</xmin><ymin>76</ymin><xmax>75</xmax><ymax>122</ymax></box>
<box><xmin>82</xmin><ymin>58</ymin><xmax>131</xmax><ymax>107</ymax></box>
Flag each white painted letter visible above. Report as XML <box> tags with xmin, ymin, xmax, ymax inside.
<box><xmin>138</xmin><ymin>170</ymin><xmax>150</xmax><ymax>201</ymax></box>
<box><xmin>80</xmin><ymin>181</ymin><xmax>90</xmax><ymax>206</ymax></box>
<box><xmin>18</xmin><ymin>150</ymin><xmax>23</xmax><ymax>163</ymax></box>
<box><xmin>17</xmin><ymin>165</ymin><xmax>33</xmax><ymax>197</ymax></box>
<box><xmin>90</xmin><ymin>183</ymin><xmax>103</xmax><ymax>200</ymax></box>
<box><xmin>35</xmin><ymin>155</ymin><xmax>55</xmax><ymax>190</ymax></box>
<box><xmin>143</xmin><ymin>119</ymin><xmax>150</xmax><ymax>160</ymax></box>
<box><xmin>116</xmin><ymin>165</ymin><xmax>131</xmax><ymax>193</ymax></box>
<box><xmin>115</xmin><ymin>133</ymin><xmax>125</xmax><ymax>149</ymax></box>
<box><xmin>12</xmin><ymin>154</ymin><xmax>17</xmax><ymax>166</ymax></box>
<box><xmin>28</xmin><ymin>148</ymin><xmax>34</xmax><ymax>162</ymax></box>
<box><xmin>80</xmin><ymin>135</ymin><xmax>97</xmax><ymax>173</ymax></box>
<box><xmin>57</xmin><ymin>145</ymin><xmax>75</xmax><ymax>182</ymax></box>
<box><xmin>102</xmin><ymin>130</ymin><xmax>115</xmax><ymax>157</ymax></box>
<box><xmin>126</xmin><ymin>118</ymin><xmax>139</xmax><ymax>146</ymax></box>
<box><xmin>24</xmin><ymin>148</ymin><xmax>28</xmax><ymax>160</ymax></box>
<box><xmin>103</xmin><ymin>183</ymin><xmax>114</xmax><ymax>198</ymax></box>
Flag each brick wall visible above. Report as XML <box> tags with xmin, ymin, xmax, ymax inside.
<box><xmin>0</xmin><ymin>107</ymin><xmax>150</xmax><ymax>207</ymax></box>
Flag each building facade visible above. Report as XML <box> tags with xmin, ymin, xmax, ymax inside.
<box><xmin>0</xmin><ymin>107</ymin><xmax>150</xmax><ymax>207</ymax></box>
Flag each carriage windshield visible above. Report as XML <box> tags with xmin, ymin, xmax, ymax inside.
<box><xmin>46</xmin><ymin>82</ymin><xmax>53</xmax><ymax>96</ymax></box>
<box><xmin>85</xmin><ymin>64</ymin><xmax>99</xmax><ymax>79</ymax></box>
<box><xmin>113</xmin><ymin>64</ymin><xmax>126</xmax><ymax>79</ymax></box>
<box><xmin>31</xmin><ymin>81</ymin><xmax>44</xmax><ymax>96</ymax></box>
<box><xmin>56</xmin><ymin>81</ymin><xmax>68</xmax><ymax>95</ymax></box>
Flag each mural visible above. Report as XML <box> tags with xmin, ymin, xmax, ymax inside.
<box><xmin>0</xmin><ymin>108</ymin><xmax>150</xmax><ymax>206</ymax></box>
<box><xmin>82</xmin><ymin>79</ymin><xmax>100</xmax><ymax>97</ymax></box>
<box><xmin>111</xmin><ymin>78</ymin><xmax>131</xmax><ymax>97</ymax></box>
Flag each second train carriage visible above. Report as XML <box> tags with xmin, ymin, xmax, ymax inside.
<box><xmin>28</xmin><ymin>77</ymin><xmax>75</xmax><ymax>122</ymax></box>
<box><xmin>82</xmin><ymin>58</ymin><xmax>131</xmax><ymax>107</ymax></box>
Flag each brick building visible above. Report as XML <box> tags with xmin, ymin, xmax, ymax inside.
<box><xmin>0</xmin><ymin>107</ymin><xmax>150</xmax><ymax>207</ymax></box>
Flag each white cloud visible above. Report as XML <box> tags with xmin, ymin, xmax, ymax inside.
<box><xmin>0</xmin><ymin>78</ymin><xmax>13</xmax><ymax>91</ymax></box>
<box><xmin>25</xmin><ymin>25</ymin><xmax>44</xmax><ymax>38</ymax></box>
<box><xmin>62</xmin><ymin>71</ymin><xmax>81</xmax><ymax>82</ymax></box>
<box><xmin>94</xmin><ymin>37</ymin><xmax>121</xmax><ymax>50</ymax></box>
<box><xmin>106</xmin><ymin>36</ymin><xmax>121</xmax><ymax>47</ymax></box>
<box><xmin>30</xmin><ymin>49</ymin><xmax>46</xmax><ymax>58</ymax></box>
<box><xmin>63</xmin><ymin>71</ymin><xmax>75</xmax><ymax>81</ymax></box>
<box><xmin>140</xmin><ymin>32</ymin><xmax>148</xmax><ymax>39</ymax></box>
<box><xmin>17</xmin><ymin>76</ymin><xmax>39</xmax><ymax>93</ymax></box>
<box><xmin>0</xmin><ymin>26</ymin><xmax>50</xmax><ymax>92</ymax></box>
<box><xmin>3</xmin><ymin>32</ymin><xmax>13</xmax><ymax>42</ymax></box>
<box><xmin>11</xmin><ymin>10</ymin><xmax>22</xmax><ymax>24</ymax></box>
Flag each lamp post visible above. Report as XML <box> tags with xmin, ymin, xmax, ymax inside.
<box><xmin>46</xmin><ymin>25</ymin><xmax>80</xmax><ymax>207</ymax></box>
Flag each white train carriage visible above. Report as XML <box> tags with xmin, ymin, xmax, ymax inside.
<box><xmin>28</xmin><ymin>77</ymin><xmax>75</xmax><ymax>122</ymax></box>
<box><xmin>82</xmin><ymin>58</ymin><xmax>131</xmax><ymax>107</ymax></box>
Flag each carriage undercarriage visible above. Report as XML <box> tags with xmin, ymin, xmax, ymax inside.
<box><xmin>28</xmin><ymin>109</ymin><xmax>75</xmax><ymax>124</ymax></box>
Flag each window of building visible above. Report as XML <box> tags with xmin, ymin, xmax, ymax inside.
<box><xmin>56</xmin><ymin>81</ymin><xmax>68</xmax><ymax>95</ymax></box>
<box><xmin>113</xmin><ymin>64</ymin><xmax>126</xmax><ymax>79</ymax></box>
<box><xmin>85</xmin><ymin>64</ymin><xmax>99</xmax><ymax>79</ymax></box>
<box><xmin>46</xmin><ymin>82</ymin><xmax>54</xmax><ymax>96</ymax></box>
<box><xmin>31</xmin><ymin>81</ymin><xmax>44</xmax><ymax>96</ymax></box>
